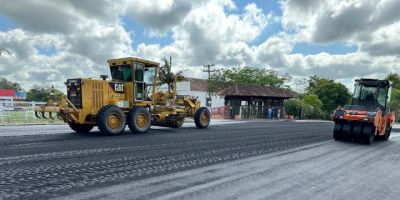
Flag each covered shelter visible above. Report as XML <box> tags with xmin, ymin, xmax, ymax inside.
<box><xmin>218</xmin><ymin>84</ymin><xmax>299</xmax><ymax>119</ymax></box>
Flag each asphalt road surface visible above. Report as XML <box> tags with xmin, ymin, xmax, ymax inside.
<box><xmin>0</xmin><ymin>121</ymin><xmax>399</xmax><ymax>200</ymax></box>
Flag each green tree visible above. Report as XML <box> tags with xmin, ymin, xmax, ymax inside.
<box><xmin>302</xmin><ymin>94</ymin><xmax>322</xmax><ymax>109</ymax></box>
<box><xmin>385</xmin><ymin>73</ymin><xmax>400</xmax><ymax>115</ymax></box>
<box><xmin>284</xmin><ymin>99</ymin><xmax>303</xmax><ymax>118</ymax></box>
<box><xmin>159</xmin><ymin>57</ymin><xmax>184</xmax><ymax>92</ymax></box>
<box><xmin>301</xmin><ymin>105</ymin><xmax>326</xmax><ymax>119</ymax></box>
<box><xmin>0</xmin><ymin>77</ymin><xmax>22</xmax><ymax>91</ymax></box>
<box><xmin>306</xmin><ymin>76</ymin><xmax>351</xmax><ymax>113</ymax></box>
<box><xmin>209</xmin><ymin>67</ymin><xmax>291</xmax><ymax>93</ymax></box>
<box><xmin>26</xmin><ymin>85</ymin><xmax>64</xmax><ymax>102</ymax></box>
<box><xmin>284</xmin><ymin>97</ymin><xmax>327</xmax><ymax>120</ymax></box>
<box><xmin>386</xmin><ymin>73</ymin><xmax>400</xmax><ymax>89</ymax></box>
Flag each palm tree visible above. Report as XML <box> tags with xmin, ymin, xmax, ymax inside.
<box><xmin>159</xmin><ymin>56</ymin><xmax>185</xmax><ymax>92</ymax></box>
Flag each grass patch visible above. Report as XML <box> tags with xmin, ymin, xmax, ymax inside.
<box><xmin>0</xmin><ymin>110</ymin><xmax>64</xmax><ymax>125</ymax></box>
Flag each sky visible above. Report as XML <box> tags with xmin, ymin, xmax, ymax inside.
<box><xmin>0</xmin><ymin>0</ymin><xmax>399</xmax><ymax>92</ymax></box>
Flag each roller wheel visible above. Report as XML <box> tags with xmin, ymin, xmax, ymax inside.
<box><xmin>351</xmin><ymin>122</ymin><xmax>363</xmax><ymax>142</ymax></box>
<box><xmin>333</xmin><ymin>122</ymin><xmax>342</xmax><ymax>140</ymax></box>
<box><xmin>97</xmin><ymin>105</ymin><xmax>126</xmax><ymax>135</ymax></box>
<box><xmin>362</xmin><ymin>125</ymin><xmax>375</xmax><ymax>144</ymax></box>
<box><xmin>69</xmin><ymin>123</ymin><xmax>94</xmax><ymax>133</ymax></box>
<box><xmin>341</xmin><ymin>122</ymin><xmax>352</xmax><ymax>141</ymax></box>
<box><xmin>128</xmin><ymin>107</ymin><xmax>151</xmax><ymax>133</ymax></box>
<box><xmin>383</xmin><ymin>126</ymin><xmax>392</xmax><ymax>141</ymax></box>
<box><xmin>194</xmin><ymin>107</ymin><xmax>211</xmax><ymax>129</ymax></box>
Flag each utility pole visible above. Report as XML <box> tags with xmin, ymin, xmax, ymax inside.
<box><xmin>203</xmin><ymin>64</ymin><xmax>215</xmax><ymax>107</ymax></box>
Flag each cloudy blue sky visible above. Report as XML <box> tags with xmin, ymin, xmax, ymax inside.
<box><xmin>0</xmin><ymin>0</ymin><xmax>399</xmax><ymax>91</ymax></box>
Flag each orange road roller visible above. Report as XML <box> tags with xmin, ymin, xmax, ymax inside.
<box><xmin>332</xmin><ymin>79</ymin><xmax>395</xmax><ymax>144</ymax></box>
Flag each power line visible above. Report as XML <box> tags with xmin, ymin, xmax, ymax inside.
<box><xmin>203</xmin><ymin>64</ymin><xmax>215</xmax><ymax>107</ymax></box>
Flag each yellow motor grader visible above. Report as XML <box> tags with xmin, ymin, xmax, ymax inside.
<box><xmin>34</xmin><ymin>57</ymin><xmax>211</xmax><ymax>135</ymax></box>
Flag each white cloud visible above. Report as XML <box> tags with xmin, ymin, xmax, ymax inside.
<box><xmin>125</xmin><ymin>0</ymin><xmax>195</xmax><ymax>34</ymax></box>
<box><xmin>281</xmin><ymin>0</ymin><xmax>400</xmax><ymax>45</ymax></box>
<box><xmin>0</xmin><ymin>0</ymin><xmax>133</xmax><ymax>91</ymax></box>
<box><xmin>137</xmin><ymin>1</ymin><xmax>270</xmax><ymax>66</ymax></box>
<box><xmin>0</xmin><ymin>0</ymin><xmax>399</xmax><ymax>93</ymax></box>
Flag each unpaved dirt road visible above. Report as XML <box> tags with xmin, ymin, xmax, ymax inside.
<box><xmin>1</xmin><ymin>121</ymin><xmax>399</xmax><ymax>199</ymax></box>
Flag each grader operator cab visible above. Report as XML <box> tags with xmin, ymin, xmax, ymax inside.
<box><xmin>332</xmin><ymin>79</ymin><xmax>395</xmax><ymax>144</ymax></box>
<box><xmin>34</xmin><ymin>57</ymin><xmax>211</xmax><ymax>135</ymax></box>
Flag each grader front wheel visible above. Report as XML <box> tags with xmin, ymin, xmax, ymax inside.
<box><xmin>97</xmin><ymin>105</ymin><xmax>126</xmax><ymax>135</ymax></box>
<box><xmin>194</xmin><ymin>107</ymin><xmax>210</xmax><ymax>129</ymax></box>
<box><xmin>128</xmin><ymin>107</ymin><xmax>151</xmax><ymax>133</ymax></box>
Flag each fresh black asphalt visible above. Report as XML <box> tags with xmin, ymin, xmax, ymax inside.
<box><xmin>0</xmin><ymin>121</ymin><xmax>332</xmax><ymax>199</ymax></box>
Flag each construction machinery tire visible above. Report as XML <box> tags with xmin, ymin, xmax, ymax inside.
<box><xmin>97</xmin><ymin>105</ymin><xmax>126</xmax><ymax>135</ymax></box>
<box><xmin>69</xmin><ymin>123</ymin><xmax>94</xmax><ymax>133</ymax></box>
<box><xmin>128</xmin><ymin>107</ymin><xmax>151</xmax><ymax>133</ymax></box>
<box><xmin>351</xmin><ymin>122</ymin><xmax>363</xmax><ymax>142</ymax></box>
<box><xmin>172</xmin><ymin>118</ymin><xmax>184</xmax><ymax>128</ymax></box>
<box><xmin>362</xmin><ymin>125</ymin><xmax>375</xmax><ymax>144</ymax></box>
<box><xmin>341</xmin><ymin>121</ymin><xmax>352</xmax><ymax>141</ymax></box>
<box><xmin>383</xmin><ymin>125</ymin><xmax>392</xmax><ymax>141</ymax></box>
<box><xmin>194</xmin><ymin>107</ymin><xmax>211</xmax><ymax>129</ymax></box>
<box><xmin>333</xmin><ymin>121</ymin><xmax>342</xmax><ymax>140</ymax></box>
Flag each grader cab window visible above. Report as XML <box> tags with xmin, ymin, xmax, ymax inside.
<box><xmin>144</xmin><ymin>67</ymin><xmax>155</xmax><ymax>84</ymax></box>
<box><xmin>144</xmin><ymin>67</ymin><xmax>156</xmax><ymax>100</ymax></box>
<box><xmin>110</xmin><ymin>65</ymin><xmax>132</xmax><ymax>82</ymax></box>
<box><xmin>135</xmin><ymin>63</ymin><xmax>144</xmax><ymax>100</ymax></box>
<box><xmin>135</xmin><ymin>63</ymin><xmax>144</xmax><ymax>81</ymax></box>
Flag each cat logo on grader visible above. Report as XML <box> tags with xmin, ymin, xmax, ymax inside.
<box><xmin>34</xmin><ymin>57</ymin><xmax>211</xmax><ymax>135</ymax></box>
<box><xmin>332</xmin><ymin>79</ymin><xmax>395</xmax><ymax>144</ymax></box>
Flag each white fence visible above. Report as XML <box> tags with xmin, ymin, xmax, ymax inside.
<box><xmin>0</xmin><ymin>100</ymin><xmax>46</xmax><ymax>124</ymax></box>
<box><xmin>0</xmin><ymin>100</ymin><xmax>46</xmax><ymax>111</ymax></box>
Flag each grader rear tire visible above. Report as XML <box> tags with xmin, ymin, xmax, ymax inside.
<box><xmin>194</xmin><ymin>107</ymin><xmax>210</xmax><ymax>129</ymax></box>
<box><xmin>69</xmin><ymin>123</ymin><xmax>94</xmax><ymax>133</ymax></box>
<box><xmin>97</xmin><ymin>105</ymin><xmax>126</xmax><ymax>135</ymax></box>
<box><xmin>128</xmin><ymin>107</ymin><xmax>151</xmax><ymax>133</ymax></box>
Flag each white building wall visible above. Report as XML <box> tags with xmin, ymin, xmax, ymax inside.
<box><xmin>159</xmin><ymin>80</ymin><xmax>225</xmax><ymax>108</ymax></box>
<box><xmin>176</xmin><ymin>81</ymin><xmax>190</xmax><ymax>93</ymax></box>
<box><xmin>211</xmin><ymin>95</ymin><xmax>225</xmax><ymax>108</ymax></box>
